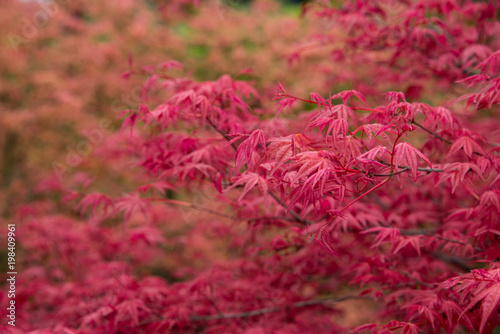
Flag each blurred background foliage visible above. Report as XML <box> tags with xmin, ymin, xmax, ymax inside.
<box><xmin>0</xmin><ymin>0</ymin><xmax>476</xmax><ymax>215</ymax></box>
<box><xmin>0</xmin><ymin>0</ymin><xmax>330</xmax><ymax>217</ymax></box>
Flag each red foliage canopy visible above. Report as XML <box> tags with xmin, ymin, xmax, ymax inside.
<box><xmin>2</xmin><ymin>0</ymin><xmax>500</xmax><ymax>333</ymax></box>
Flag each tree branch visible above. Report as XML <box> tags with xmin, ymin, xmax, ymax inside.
<box><xmin>190</xmin><ymin>295</ymin><xmax>375</xmax><ymax>321</ymax></box>
<box><xmin>411</xmin><ymin>121</ymin><xmax>453</xmax><ymax>145</ymax></box>
<box><xmin>206</xmin><ymin>117</ymin><xmax>238</xmax><ymax>151</ymax></box>
<box><xmin>269</xmin><ymin>191</ymin><xmax>313</xmax><ymax>226</ymax></box>
<box><xmin>148</xmin><ymin>198</ymin><xmax>299</xmax><ymax>224</ymax></box>
<box><xmin>131</xmin><ymin>295</ymin><xmax>375</xmax><ymax>329</ymax></box>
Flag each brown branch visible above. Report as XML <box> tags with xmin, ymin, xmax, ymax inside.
<box><xmin>372</xmin><ymin>167</ymin><xmax>411</xmax><ymax>177</ymax></box>
<box><xmin>352</xmin><ymin>160</ymin><xmax>443</xmax><ymax>178</ymax></box>
<box><xmin>411</xmin><ymin>120</ymin><xmax>488</xmax><ymax>156</ymax></box>
<box><xmin>149</xmin><ymin>198</ymin><xmax>300</xmax><ymax>224</ymax></box>
<box><xmin>411</xmin><ymin>121</ymin><xmax>453</xmax><ymax>145</ymax></box>
<box><xmin>206</xmin><ymin>117</ymin><xmax>238</xmax><ymax>151</ymax></box>
<box><xmin>432</xmin><ymin>252</ymin><xmax>473</xmax><ymax>272</ymax></box>
<box><xmin>246</xmin><ymin>215</ymin><xmax>298</xmax><ymax>223</ymax></box>
<box><xmin>399</xmin><ymin>271</ymin><xmax>436</xmax><ymax>288</ymax></box>
<box><xmin>364</xmin><ymin>227</ymin><xmax>481</xmax><ymax>270</ymax></box>
<box><xmin>194</xmin><ymin>206</ymin><xmax>299</xmax><ymax>224</ymax></box>
<box><xmin>189</xmin><ymin>295</ymin><xmax>374</xmax><ymax>322</ymax></box>
<box><xmin>131</xmin><ymin>295</ymin><xmax>375</xmax><ymax>329</ymax></box>
<box><xmin>269</xmin><ymin>191</ymin><xmax>313</xmax><ymax>226</ymax></box>
<box><xmin>374</xmin><ymin>160</ymin><xmax>444</xmax><ymax>174</ymax></box>
<box><xmin>400</xmin><ymin>228</ymin><xmax>482</xmax><ymax>251</ymax></box>
<box><xmin>371</xmin><ymin>166</ymin><xmax>444</xmax><ymax>176</ymax></box>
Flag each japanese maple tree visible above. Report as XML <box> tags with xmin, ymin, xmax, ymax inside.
<box><xmin>2</xmin><ymin>0</ymin><xmax>500</xmax><ymax>333</ymax></box>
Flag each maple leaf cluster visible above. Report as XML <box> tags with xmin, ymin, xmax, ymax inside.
<box><xmin>1</xmin><ymin>0</ymin><xmax>500</xmax><ymax>333</ymax></box>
